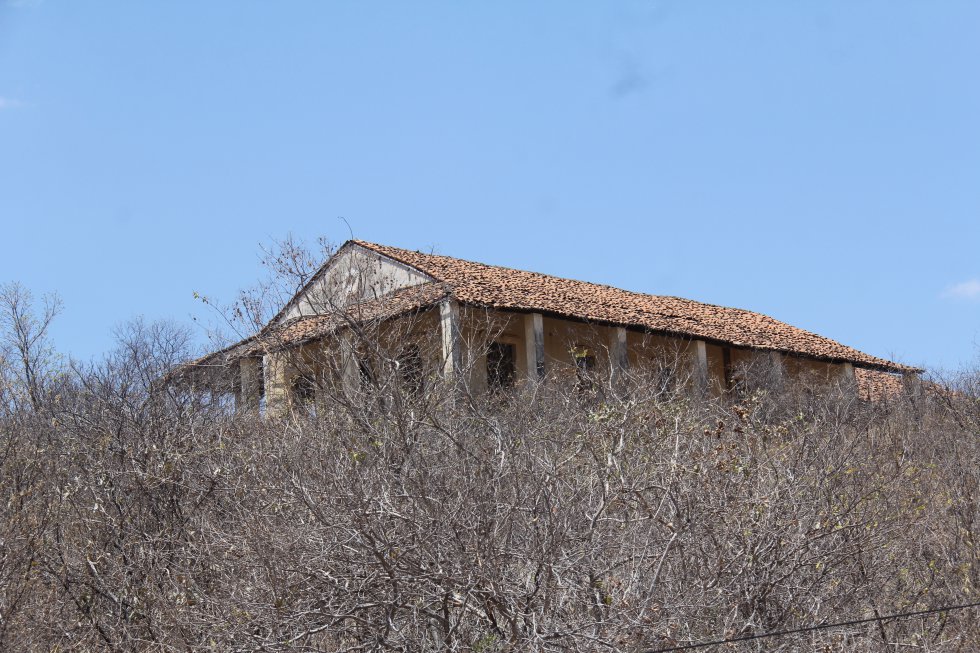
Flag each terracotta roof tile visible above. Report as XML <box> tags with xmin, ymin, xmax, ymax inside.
<box><xmin>181</xmin><ymin>282</ymin><xmax>449</xmax><ymax>372</ymax></box>
<box><xmin>354</xmin><ymin>240</ymin><xmax>916</xmax><ymax>374</ymax></box>
<box><xmin>855</xmin><ymin>368</ymin><xmax>908</xmax><ymax>402</ymax></box>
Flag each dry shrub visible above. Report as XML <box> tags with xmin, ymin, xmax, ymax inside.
<box><xmin>1</xmin><ymin>275</ymin><xmax>977</xmax><ymax>651</ymax></box>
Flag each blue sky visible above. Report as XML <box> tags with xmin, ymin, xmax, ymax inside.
<box><xmin>1</xmin><ymin>1</ymin><xmax>978</xmax><ymax>372</ymax></box>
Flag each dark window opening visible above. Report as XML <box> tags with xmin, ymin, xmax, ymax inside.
<box><xmin>487</xmin><ymin>342</ymin><xmax>516</xmax><ymax>390</ymax></box>
<box><xmin>257</xmin><ymin>361</ymin><xmax>267</xmax><ymax>414</ymax></box>
<box><xmin>572</xmin><ymin>346</ymin><xmax>596</xmax><ymax>390</ymax></box>
<box><xmin>656</xmin><ymin>364</ymin><xmax>676</xmax><ymax>395</ymax></box>
<box><xmin>257</xmin><ymin>361</ymin><xmax>265</xmax><ymax>398</ymax></box>
<box><xmin>292</xmin><ymin>375</ymin><xmax>316</xmax><ymax>412</ymax></box>
<box><xmin>358</xmin><ymin>357</ymin><xmax>376</xmax><ymax>386</ymax></box>
<box><xmin>397</xmin><ymin>344</ymin><xmax>424</xmax><ymax>394</ymax></box>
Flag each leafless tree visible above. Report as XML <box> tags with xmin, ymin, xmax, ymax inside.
<box><xmin>0</xmin><ymin>282</ymin><xmax>63</xmax><ymax>412</ymax></box>
<box><xmin>0</xmin><ymin>246</ymin><xmax>977</xmax><ymax>651</ymax></box>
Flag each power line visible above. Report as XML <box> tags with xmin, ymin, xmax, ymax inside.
<box><xmin>647</xmin><ymin>600</ymin><xmax>980</xmax><ymax>652</ymax></box>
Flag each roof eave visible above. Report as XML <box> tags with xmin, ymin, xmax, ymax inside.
<box><xmin>452</xmin><ymin>301</ymin><xmax>918</xmax><ymax>375</ymax></box>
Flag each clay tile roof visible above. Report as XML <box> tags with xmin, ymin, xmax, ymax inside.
<box><xmin>855</xmin><ymin>368</ymin><xmax>908</xmax><ymax>402</ymax></box>
<box><xmin>178</xmin><ymin>282</ymin><xmax>449</xmax><ymax>373</ymax></box>
<box><xmin>353</xmin><ymin>240</ymin><xmax>917</xmax><ymax>374</ymax></box>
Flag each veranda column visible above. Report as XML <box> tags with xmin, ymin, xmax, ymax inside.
<box><xmin>904</xmin><ymin>371</ymin><xmax>924</xmax><ymax>399</ymax></box>
<box><xmin>609</xmin><ymin>327</ymin><xmax>629</xmax><ymax>386</ymax></box>
<box><xmin>263</xmin><ymin>351</ymin><xmax>289</xmax><ymax>418</ymax></box>
<box><xmin>238</xmin><ymin>357</ymin><xmax>262</xmax><ymax>413</ymax></box>
<box><xmin>440</xmin><ymin>299</ymin><xmax>462</xmax><ymax>381</ymax></box>
<box><xmin>692</xmin><ymin>340</ymin><xmax>709</xmax><ymax>392</ymax></box>
<box><xmin>338</xmin><ymin>335</ymin><xmax>360</xmax><ymax>397</ymax></box>
<box><xmin>524</xmin><ymin>312</ymin><xmax>545</xmax><ymax>381</ymax></box>
<box><xmin>769</xmin><ymin>351</ymin><xmax>786</xmax><ymax>389</ymax></box>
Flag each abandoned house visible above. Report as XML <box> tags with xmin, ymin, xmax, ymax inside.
<box><xmin>180</xmin><ymin>240</ymin><xmax>921</xmax><ymax>414</ymax></box>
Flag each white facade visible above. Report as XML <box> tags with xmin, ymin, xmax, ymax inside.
<box><xmin>280</xmin><ymin>244</ymin><xmax>432</xmax><ymax>321</ymax></box>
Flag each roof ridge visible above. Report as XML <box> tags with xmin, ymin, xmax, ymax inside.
<box><xmin>357</xmin><ymin>240</ymin><xmax>702</xmax><ymax>305</ymax></box>
<box><xmin>354</xmin><ymin>240</ymin><xmax>817</xmax><ymax>324</ymax></box>
<box><xmin>352</xmin><ymin>240</ymin><xmax>918</xmax><ymax>373</ymax></box>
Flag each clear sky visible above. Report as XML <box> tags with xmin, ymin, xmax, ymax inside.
<box><xmin>1</xmin><ymin>1</ymin><xmax>978</xmax><ymax>372</ymax></box>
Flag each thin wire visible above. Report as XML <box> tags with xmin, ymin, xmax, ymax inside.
<box><xmin>647</xmin><ymin>600</ymin><xmax>980</xmax><ymax>652</ymax></box>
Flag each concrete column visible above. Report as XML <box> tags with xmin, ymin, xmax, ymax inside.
<box><xmin>238</xmin><ymin>357</ymin><xmax>262</xmax><ymax>413</ymax></box>
<box><xmin>609</xmin><ymin>327</ymin><xmax>629</xmax><ymax>385</ymax></box>
<box><xmin>440</xmin><ymin>299</ymin><xmax>462</xmax><ymax>381</ymax></box>
<box><xmin>263</xmin><ymin>351</ymin><xmax>289</xmax><ymax>418</ymax></box>
<box><xmin>468</xmin><ymin>347</ymin><xmax>488</xmax><ymax>395</ymax></box>
<box><xmin>840</xmin><ymin>362</ymin><xmax>856</xmax><ymax>386</ymax></box>
<box><xmin>769</xmin><ymin>351</ymin><xmax>785</xmax><ymax>389</ymax></box>
<box><xmin>904</xmin><ymin>372</ymin><xmax>924</xmax><ymax>399</ymax></box>
<box><xmin>524</xmin><ymin>312</ymin><xmax>545</xmax><ymax>381</ymax></box>
<box><xmin>692</xmin><ymin>340</ymin><xmax>709</xmax><ymax>391</ymax></box>
<box><xmin>338</xmin><ymin>336</ymin><xmax>360</xmax><ymax>397</ymax></box>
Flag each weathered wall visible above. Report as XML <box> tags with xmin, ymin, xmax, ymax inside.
<box><xmin>784</xmin><ymin>355</ymin><xmax>839</xmax><ymax>382</ymax></box>
<box><xmin>281</xmin><ymin>244</ymin><xmax>431</xmax><ymax>321</ymax></box>
<box><xmin>261</xmin><ymin>309</ymin><xmax>445</xmax><ymax>415</ymax></box>
<box><xmin>261</xmin><ymin>305</ymin><xmax>863</xmax><ymax>415</ymax></box>
<box><xmin>705</xmin><ymin>343</ymin><xmax>727</xmax><ymax>395</ymax></box>
<box><xmin>541</xmin><ymin>317</ymin><xmax>609</xmax><ymax>378</ymax></box>
<box><xmin>462</xmin><ymin>309</ymin><xmax>527</xmax><ymax>384</ymax></box>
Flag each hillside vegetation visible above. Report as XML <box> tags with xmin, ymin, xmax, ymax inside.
<box><xmin>1</xmin><ymin>280</ymin><xmax>978</xmax><ymax>652</ymax></box>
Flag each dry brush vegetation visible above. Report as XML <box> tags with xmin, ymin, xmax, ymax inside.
<box><xmin>1</xmin><ymin>273</ymin><xmax>978</xmax><ymax>652</ymax></box>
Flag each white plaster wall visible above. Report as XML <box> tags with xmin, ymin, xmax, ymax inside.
<box><xmin>281</xmin><ymin>245</ymin><xmax>432</xmax><ymax>321</ymax></box>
